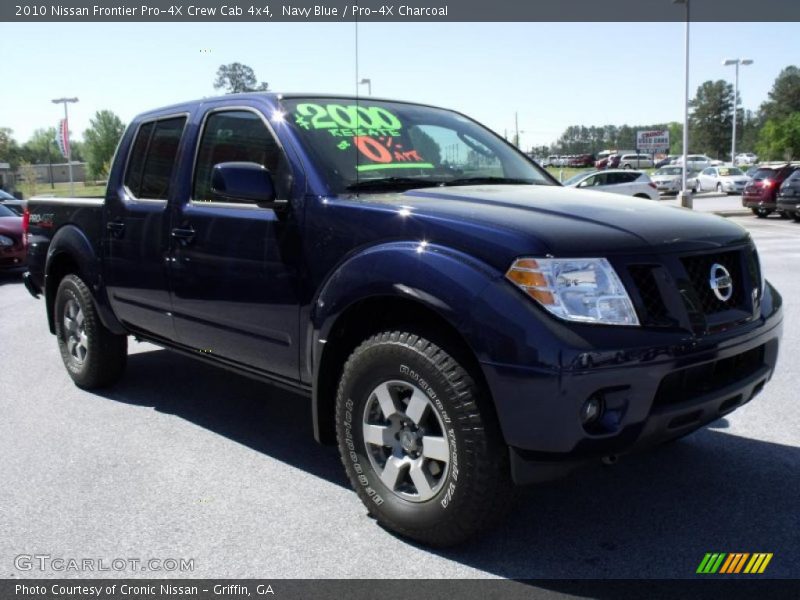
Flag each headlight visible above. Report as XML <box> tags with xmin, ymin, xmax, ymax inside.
<box><xmin>505</xmin><ymin>258</ymin><xmax>640</xmax><ymax>326</ymax></box>
<box><xmin>0</xmin><ymin>234</ymin><xmax>13</xmax><ymax>247</ymax></box>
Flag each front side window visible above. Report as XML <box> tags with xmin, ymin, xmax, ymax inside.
<box><xmin>280</xmin><ymin>98</ymin><xmax>554</xmax><ymax>194</ymax></box>
<box><xmin>193</xmin><ymin>110</ymin><xmax>290</xmax><ymax>203</ymax></box>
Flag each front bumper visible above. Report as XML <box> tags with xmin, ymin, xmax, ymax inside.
<box><xmin>477</xmin><ymin>284</ymin><xmax>783</xmax><ymax>485</ymax></box>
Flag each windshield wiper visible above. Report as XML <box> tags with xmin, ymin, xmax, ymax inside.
<box><xmin>344</xmin><ymin>177</ymin><xmax>442</xmax><ymax>192</ymax></box>
<box><xmin>439</xmin><ymin>176</ymin><xmax>541</xmax><ymax>186</ymax></box>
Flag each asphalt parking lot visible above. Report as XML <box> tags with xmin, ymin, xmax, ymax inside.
<box><xmin>1</xmin><ymin>214</ymin><xmax>798</xmax><ymax>580</ymax></box>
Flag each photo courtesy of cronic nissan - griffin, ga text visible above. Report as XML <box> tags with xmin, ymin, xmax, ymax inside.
<box><xmin>22</xmin><ymin>94</ymin><xmax>783</xmax><ymax>546</ymax></box>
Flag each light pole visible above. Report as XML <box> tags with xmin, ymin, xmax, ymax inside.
<box><xmin>51</xmin><ymin>97</ymin><xmax>78</xmax><ymax>196</ymax></box>
<box><xmin>359</xmin><ymin>78</ymin><xmax>372</xmax><ymax>96</ymax></box>
<box><xmin>673</xmin><ymin>0</ymin><xmax>691</xmax><ymax>208</ymax></box>
<box><xmin>723</xmin><ymin>58</ymin><xmax>753</xmax><ymax>165</ymax></box>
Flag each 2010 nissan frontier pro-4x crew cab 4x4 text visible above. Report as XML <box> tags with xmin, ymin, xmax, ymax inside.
<box><xmin>23</xmin><ymin>94</ymin><xmax>783</xmax><ymax>546</ymax></box>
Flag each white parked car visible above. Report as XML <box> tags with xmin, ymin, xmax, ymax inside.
<box><xmin>618</xmin><ymin>153</ymin><xmax>654</xmax><ymax>169</ymax></box>
<box><xmin>563</xmin><ymin>169</ymin><xmax>659</xmax><ymax>200</ymax></box>
<box><xmin>674</xmin><ymin>154</ymin><xmax>714</xmax><ymax>171</ymax></box>
<box><xmin>697</xmin><ymin>166</ymin><xmax>750</xmax><ymax>194</ymax></box>
<box><xmin>735</xmin><ymin>152</ymin><xmax>758</xmax><ymax>166</ymax></box>
<box><xmin>650</xmin><ymin>166</ymin><xmax>700</xmax><ymax>195</ymax></box>
<box><xmin>544</xmin><ymin>155</ymin><xmax>559</xmax><ymax>167</ymax></box>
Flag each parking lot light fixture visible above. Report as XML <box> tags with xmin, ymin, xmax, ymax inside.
<box><xmin>359</xmin><ymin>78</ymin><xmax>372</xmax><ymax>96</ymax></box>
<box><xmin>723</xmin><ymin>58</ymin><xmax>753</xmax><ymax>165</ymax></box>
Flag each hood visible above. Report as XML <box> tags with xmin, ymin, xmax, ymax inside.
<box><xmin>356</xmin><ymin>185</ymin><xmax>750</xmax><ymax>257</ymax></box>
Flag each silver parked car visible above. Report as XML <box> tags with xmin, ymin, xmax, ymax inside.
<box><xmin>650</xmin><ymin>166</ymin><xmax>700</xmax><ymax>195</ymax></box>
<box><xmin>563</xmin><ymin>169</ymin><xmax>659</xmax><ymax>200</ymax></box>
<box><xmin>697</xmin><ymin>166</ymin><xmax>750</xmax><ymax>194</ymax></box>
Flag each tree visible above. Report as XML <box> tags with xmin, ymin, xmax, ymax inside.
<box><xmin>689</xmin><ymin>80</ymin><xmax>735</xmax><ymax>158</ymax></box>
<box><xmin>0</xmin><ymin>127</ymin><xmax>21</xmax><ymax>168</ymax></box>
<box><xmin>760</xmin><ymin>66</ymin><xmax>800</xmax><ymax>122</ymax></box>
<box><xmin>83</xmin><ymin>110</ymin><xmax>125</xmax><ymax>180</ymax></box>
<box><xmin>756</xmin><ymin>113</ymin><xmax>800</xmax><ymax>161</ymax></box>
<box><xmin>19</xmin><ymin>128</ymin><xmax>59</xmax><ymax>164</ymax></box>
<box><xmin>213</xmin><ymin>63</ymin><xmax>269</xmax><ymax>94</ymax></box>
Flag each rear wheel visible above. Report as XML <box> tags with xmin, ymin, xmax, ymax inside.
<box><xmin>793</xmin><ymin>213</ymin><xmax>800</xmax><ymax>223</ymax></box>
<box><xmin>335</xmin><ymin>331</ymin><xmax>512</xmax><ymax>546</ymax></box>
<box><xmin>54</xmin><ymin>274</ymin><xmax>127</xmax><ymax>389</ymax></box>
<box><xmin>755</xmin><ymin>207</ymin><xmax>772</xmax><ymax>218</ymax></box>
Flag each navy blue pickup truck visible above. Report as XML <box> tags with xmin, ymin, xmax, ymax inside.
<box><xmin>24</xmin><ymin>94</ymin><xmax>782</xmax><ymax>546</ymax></box>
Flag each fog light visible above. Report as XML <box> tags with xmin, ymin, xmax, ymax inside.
<box><xmin>581</xmin><ymin>396</ymin><xmax>603</xmax><ymax>425</ymax></box>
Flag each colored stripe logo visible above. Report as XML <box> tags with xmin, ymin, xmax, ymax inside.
<box><xmin>697</xmin><ymin>553</ymin><xmax>773</xmax><ymax>574</ymax></box>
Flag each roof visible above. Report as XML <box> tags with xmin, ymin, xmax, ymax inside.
<box><xmin>132</xmin><ymin>92</ymin><xmax>446</xmax><ymax>121</ymax></box>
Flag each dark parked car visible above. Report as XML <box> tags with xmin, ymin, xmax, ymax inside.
<box><xmin>568</xmin><ymin>153</ymin><xmax>594</xmax><ymax>168</ymax></box>
<box><xmin>0</xmin><ymin>203</ymin><xmax>26</xmax><ymax>270</ymax></box>
<box><xmin>23</xmin><ymin>93</ymin><xmax>783</xmax><ymax>546</ymax></box>
<box><xmin>776</xmin><ymin>170</ymin><xmax>800</xmax><ymax>222</ymax></box>
<box><xmin>742</xmin><ymin>164</ymin><xmax>799</xmax><ymax>217</ymax></box>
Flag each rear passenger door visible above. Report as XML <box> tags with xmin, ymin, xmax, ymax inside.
<box><xmin>105</xmin><ymin>115</ymin><xmax>188</xmax><ymax>339</ymax></box>
<box><xmin>168</xmin><ymin>107</ymin><xmax>301</xmax><ymax>381</ymax></box>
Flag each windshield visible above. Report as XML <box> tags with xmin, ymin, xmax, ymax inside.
<box><xmin>718</xmin><ymin>167</ymin><xmax>744</xmax><ymax>177</ymax></box>
<box><xmin>280</xmin><ymin>98</ymin><xmax>554</xmax><ymax>193</ymax></box>
<box><xmin>0</xmin><ymin>190</ymin><xmax>15</xmax><ymax>200</ymax></box>
<box><xmin>752</xmin><ymin>168</ymin><xmax>775</xmax><ymax>180</ymax></box>
<box><xmin>654</xmin><ymin>167</ymin><xmax>681</xmax><ymax>176</ymax></box>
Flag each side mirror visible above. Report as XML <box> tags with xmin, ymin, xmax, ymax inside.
<box><xmin>211</xmin><ymin>162</ymin><xmax>284</xmax><ymax>208</ymax></box>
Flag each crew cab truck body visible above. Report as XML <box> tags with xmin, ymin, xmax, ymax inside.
<box><xmin>24</xmin><ymin>94</ymin><xmax>783</xmax><ymax>546</ymax></box>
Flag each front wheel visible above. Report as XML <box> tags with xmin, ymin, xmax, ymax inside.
<box><xmin>54</xmin><ymin>274</ymin><xmax>127</xmax><ymax>389</ymax></box>
<box><xmin>336</xmin><ymin>331</ymin><xmax>512</xmax><ymax>546</ymax></box>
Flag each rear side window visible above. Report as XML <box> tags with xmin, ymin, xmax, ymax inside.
<box><xmin>752</xmin><ymin>168</ymin><xmax>774</xmax><ymax>181</ymax></box>
<box><xmin>123</xmin><ymin>116</ymin><xmax>187</xmax><ymax>200</ymax></box>
<box><xmin>123</xmin><ymin>122</ymin><xmax>153</xmax><ymax>194</ymax></box>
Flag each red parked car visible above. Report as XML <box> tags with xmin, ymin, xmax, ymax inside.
<box><xmin>0</xmin><ymin>203</ymin><xmax>26</xmax><ymax>271</ymax></box>
<box><xmin>742</xmin><ymin>164</ymin><xmax>799</xmax><ymax>218</ymax></box>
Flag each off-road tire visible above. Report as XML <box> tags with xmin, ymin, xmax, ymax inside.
<box><xmin>54</xmin><ymin>274</ymin><xmax>127</xmax><ymax>389</ymax></box>
<box><xmin>335</xmin><ymin>331</ymin><xmax>513</xmax><ymax>546</ymax></box>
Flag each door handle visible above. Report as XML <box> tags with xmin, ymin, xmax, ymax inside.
<box><xmin>171</xmin><ymin>227</ymin><xmax>196</xmax><ymax>244</ymax></box>
<box><xmin>106</xmin><ymin>221</ymin><xmax>125</xmax><ymax>236</ymax></box>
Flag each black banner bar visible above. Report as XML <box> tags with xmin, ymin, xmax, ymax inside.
<box><xmin>3</xmin><ymin>579</ymin><xmax>800</xmax><ymax>600</ymax></box>
<box><xmin>3</xmin><ymin>0</ymin><xmax>800</xmax><ymax>22</ymax></box>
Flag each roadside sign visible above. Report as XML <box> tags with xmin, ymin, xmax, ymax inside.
<box><xmin>636</xmin><ymin>129</ymin><xmax>669</xmax><ymax>152</ymax></box>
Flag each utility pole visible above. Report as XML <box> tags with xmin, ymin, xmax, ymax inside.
<box><xmin>673</xmin><ymin>0</ymin><xmax>692</xmax><ymax>208</ymax></box>
<box><xmin>52</xmin><ymin>97</ymin><xmax>79</xmax><ymax>196</ymax></box>
<box><xmin>723</xmin><ymin>58</ymin><xmax>753</xmax><ymax>164</ymax></box>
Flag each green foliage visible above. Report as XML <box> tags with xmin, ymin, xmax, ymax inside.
<box><xmin>760</xmin><ymin>66</ymin><xmax>800</xmax><ymax>122</ymax></box>
<box><xmin>213</xmin><ymin>63</ymin><xmax>269</xmax><ymax>94</ymax></box>
<box><xmin>0</xmin><ymin>127</ymin><xmax>22</xmax><ymax>168</ymax></box>
<box><xmin>689</xmin><ymin>80</ymin><xmax>734</xmax><ymax>159</ymax></box>
<box><xmin>20</xmin><ymin>128</ymin><xmax>58</xmax><ymax>164</ymax></box>
<box><xmin>83</xmin><ymin>110</ymin><xmax>125</xmax><ymax>181</ymax></box>
<box><xmin>756</xmin><ymin>113</ymin><xmax>800</xmax><ymax>161</ymax></box>
<box><xmin>19</xmin><ymin>162</ymin><xmax>38</xmax><ymax>197</ymax></box>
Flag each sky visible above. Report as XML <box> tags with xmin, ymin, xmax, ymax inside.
<box><xmin>1</xmin><ymin>21</ymin><xmax>798</xmax><ymax>150</ymax></box>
